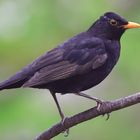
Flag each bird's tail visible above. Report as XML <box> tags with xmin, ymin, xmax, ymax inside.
<box><xmin>0</xmin><ymin>78</ymin><xmax>26</xmax><ymax>91</ymax></box>
<box><xmin>0</xmin><ymin>82</ymin><xmax>5</xmax><ymax>91</ymax></box>
<box><xmin>0</xmin><ymin>81</ymin><xmax>11</xmax><ymax>91</ymax></box>
<box><xmin>0</xmin><ymin>71</ymin><xmax>30</xmax><ymax>91</ymax></box>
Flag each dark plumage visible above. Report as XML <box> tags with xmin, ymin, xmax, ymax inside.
<box><xmin>0</xmin><ymin>12</ymin><xmax>140</xmax><ymax>121</ymax></box>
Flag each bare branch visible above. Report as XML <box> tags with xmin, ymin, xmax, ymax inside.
<box><xmin>35</xmin><ymin>92</ymin><xmax>140</xmax><ymax>140</ymax></box>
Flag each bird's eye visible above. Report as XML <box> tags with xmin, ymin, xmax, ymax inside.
<box><xmin>109</xmin><ymin>19</ymin><xmax>118</xmax><ymax>26</ymax></box>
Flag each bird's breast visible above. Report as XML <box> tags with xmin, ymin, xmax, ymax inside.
<box><xmin>47</xmin><ymin>40</ymin><xmax>121</xmax><ymax>93</ymax></box>
<box><xmin>79</xmin><ymin>40</ymin><xmax>121</xmax><ymax>91</ymax></box>
<box><xmin>105</xmin><ymin>40</ymin><xmax>121</xmax><ymax>69</ymax></box>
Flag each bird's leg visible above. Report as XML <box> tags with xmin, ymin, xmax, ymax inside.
<box><xmin>51</xmin><ymin>93</ymin><xmax>65</xmax><ymax>120</ymax></box>
<box><xmin>75</xmin><ymin>92</ymin><xmax>103</xmax><ymax>114</ymax></box>
<box><xmin>75</xmin><ymin>92</ymin><xmax>110</xmax><ymax>120</ymax></box>
<box><xmin>75</xmin><ymin>92</ymin><xmax>104</xmax><ymax>105</ymax></box>
<box><xmin>51</xmin><ymin>92</ymin><xmax>69</xmax><ymax>136</ymax></box>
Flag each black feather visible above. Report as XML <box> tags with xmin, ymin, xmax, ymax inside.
<box><xmin>0</xmin><ymin>12</ymin><xmax>128</xmax><ymax>94</ymax></box>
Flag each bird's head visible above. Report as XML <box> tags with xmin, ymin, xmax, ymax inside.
<box><xmin>88</xmin><ymin>12</ymin><xmax>140</xmax><ymax>40</ymax></box>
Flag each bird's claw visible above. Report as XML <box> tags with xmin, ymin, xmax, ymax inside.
<box><xmin>96</xmin><ymin>100</ymin><xmax>111</xmax><ymax>120</ymax></box>
<box><xmin>63</xmin><ymin>129</ymin><xmax>69</xmax><ymax>137</ymax></box>
<box><xmin>96</xmin><ymin>99</ymin><xmax>104</xmax><ymax>111</ymax></box>
<box><xmin>61</xmin><ymin>117</ymin><xmax>70</xmax><ymax>137</ymax></box>
<box><xmin>103</xmin><ymin>113</ymin><xmax>110</xmax><ymax>120</ymax></box>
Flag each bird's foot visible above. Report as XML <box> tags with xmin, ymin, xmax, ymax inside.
<box><xmin>96</xmin><ymin>100</ymin><xmax>111</xmax><ymax>120</ymax></box>
<box><xmin>96</xmin><ymin>99</ymin><xmax>104</xmax><ymax>110</ymax></box>
<box><xmin>103</xmin><ymin>112</ymin><xmax>110</xmax><ymax>120</ymax></box>
<box><xmin>61</xmin><ymin>117</ymin><xmax>69</xmax><ymax>137</ymax></box>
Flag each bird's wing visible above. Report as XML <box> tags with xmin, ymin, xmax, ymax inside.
<box><xmin>23</xmin><ymin>37</ymin><xmax>107</xmax><ymax>87</ymax></box>
<box><xmin>0</xmin><ymin>47</ymin><xmax>64</xmax><ymax>89</ymax></box>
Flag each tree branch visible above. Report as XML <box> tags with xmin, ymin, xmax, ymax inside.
<box><xmin>35</xmin><ymin>92</ymin><xmax>140</xmax><ymax>140</ymax></box>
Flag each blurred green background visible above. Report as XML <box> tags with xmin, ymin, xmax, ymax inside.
<box><xmin>0</xmin><ymin>0</ymin><xmax>140</xmax><ymax>140</ymax></box>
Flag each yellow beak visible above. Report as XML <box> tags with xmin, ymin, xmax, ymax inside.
<box><xmin>123</xmin><ymin>22</ymin><xmax>140</xmax><ymax>29</ymax></box>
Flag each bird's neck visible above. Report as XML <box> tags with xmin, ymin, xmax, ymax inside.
<box><xmin>87</xmin><ymin>28</ymin><xmax>122</xmax><ymax>40</ymax></box>
<box><xmin>87</xmin><ymin>22</ymin><xmax>124</xmax><ymax>40</ymax></box>
<box><xmin>105</xmin><ymin>40</ymin><xmax>121</xmax><ymax>65</ymax></box>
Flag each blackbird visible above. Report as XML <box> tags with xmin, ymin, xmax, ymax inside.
<box><xmin>0</xmin><ymin>12</ymin><xmax>140</xmax><ymax>122</ymax></box>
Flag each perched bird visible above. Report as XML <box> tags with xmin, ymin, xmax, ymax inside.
<box><xmin>0</xmin><ymin>12</ymin><xmax>140</xmax><ymax>122</ymax></box>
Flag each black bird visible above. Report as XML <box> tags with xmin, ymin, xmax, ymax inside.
<box><xmin>0</xmin><ymin>12</ymin><xmax>140</xmax><ymax>122</ymax></box>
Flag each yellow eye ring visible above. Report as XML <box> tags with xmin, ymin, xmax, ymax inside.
<box><xmin>109</xmin><ymin>19</ymin><xmax>118</xmax><ymax>26</ymax></box>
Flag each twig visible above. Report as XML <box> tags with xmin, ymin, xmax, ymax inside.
<box><xmin>35</xmin><ymin>92</ymin><xmax>140</xmax><ymax>140</ymax></box>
